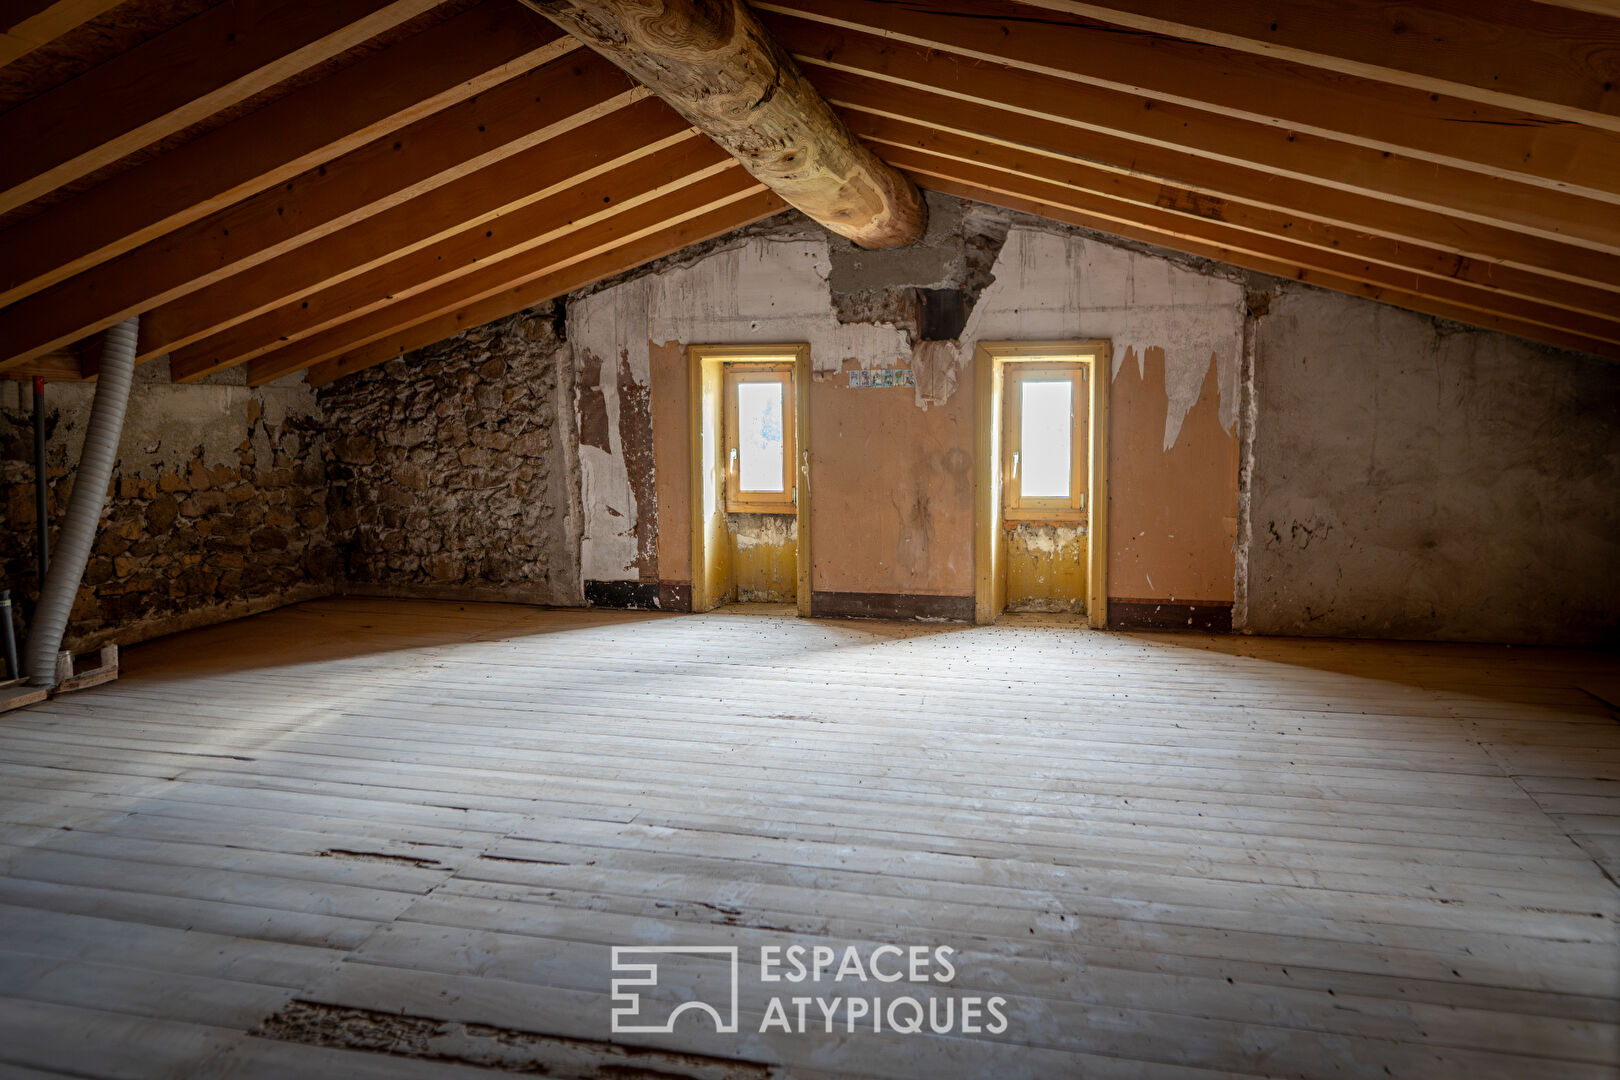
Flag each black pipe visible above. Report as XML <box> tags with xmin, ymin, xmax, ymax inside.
<box><xmin>0</xmin><ymin>591</ymin><xmax>16</xmax><ymax>682</ymax></box>
<box><xmin>32</xmin><ymin>375</ymin><xmax>48</xmax><ymax>585</ymax></box>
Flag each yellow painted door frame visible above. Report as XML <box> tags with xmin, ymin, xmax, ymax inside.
<box><xmin>687</xmin><ymin>343</ymin><xmax>812</xmax><ymax>616</ymax></box>
<box><xmin>973</xmin><ymin>340</ymin><xmax>1111</xmax><ymax>627</ymax></box>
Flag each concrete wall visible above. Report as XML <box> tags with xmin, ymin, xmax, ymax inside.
<box><xmin>0</xmin><ymin>360</ymin><xmax>337</xmax><ymax>654</ymax></box>
<box><xmin>1245</xmin><ymin>289</ymin><xmax>1620</xmax><ymax>646</ymax></box>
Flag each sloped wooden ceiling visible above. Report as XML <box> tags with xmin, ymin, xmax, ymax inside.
<box><xmin>0</xmin><ymin>0</ymin><xmax>1616</xmax><ymax>388</ymax></box>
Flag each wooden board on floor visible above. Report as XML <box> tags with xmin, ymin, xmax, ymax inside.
<box><xmin>0</xmin><ymin>597</ymin><xmax>1615</xmax><ymax>1077</ymax></box>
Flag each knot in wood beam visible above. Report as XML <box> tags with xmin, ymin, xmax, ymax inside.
<box><xmin>521</xmin><ymin>0</ymin><xmax>927</xmax><ymax>248</ymax></box>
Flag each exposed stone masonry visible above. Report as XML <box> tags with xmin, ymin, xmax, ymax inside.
<box><xmin>0</xmin><ymin>365</ymin><xmax>336</xmax><ymax>653</ymax></box>
<box><xmin>317</xmin><ymin>303</ymin><xmax>582</xmax><ymax>607</ymax></box>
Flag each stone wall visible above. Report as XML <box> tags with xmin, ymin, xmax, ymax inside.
<box><xmin>0</xmin><ymin>361</ymin><xmax>337</xmax><ymax>655</ymax></box>
<box><xmin>317</xmin><ymin>305</ymin><xmax>582</xmax><ymax>607</ymax></box>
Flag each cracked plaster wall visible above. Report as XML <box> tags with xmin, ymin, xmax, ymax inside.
<box><xmin>1245</xmin><ymin>289</ymin><xmax>1620</xmax><ymax>645</ymax></box>
<box><xmin>574</xmin><ymin>196</ymin><xmax>1245</xmax><ymax>607</ymax></box>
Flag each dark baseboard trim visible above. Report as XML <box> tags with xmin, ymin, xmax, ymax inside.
<box><xmin>1109</xmin><ymin>598</ymin><xmax>1233</xmax><ymax>632</ymax></box>
<box><xmin>812</xmin><ymin>591</ymin><xmax>974</xmax><ymax>622</ymax></box>
<box><xmin>658</xmin><ymin>582</ymin><xmax>692</xmax><ymax>613</ymax></box>
<box><xmin>585</xmin><ymin>580</ymin><xmax>661</xmax><ymax>610</ymax></box>
<box><xmin>339</xmin><ymin>581</ymin><xmax>578</xmax><ymax>607</ymax></box>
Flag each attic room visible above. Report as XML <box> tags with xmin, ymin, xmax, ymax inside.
<box><xmin>0</xmin><ymin>0</ymin><xmax>1617</xmax><ymax>1075</ymax></box>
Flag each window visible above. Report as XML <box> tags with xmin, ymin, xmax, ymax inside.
<box><xmin>1002</xmin><ymin>361</ymin><xmax>1086</xmax><ymax>522</ymax></box>
<box><xmin>723</xmin><ymin>362</ymin><xmax>796</xmax><ymax>513</ymax></box>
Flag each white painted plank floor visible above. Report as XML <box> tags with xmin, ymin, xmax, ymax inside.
<box><xmin>0</xmin><ymin>597</ymin><xmax>1615</xmax><ymax>1078</ymax></box>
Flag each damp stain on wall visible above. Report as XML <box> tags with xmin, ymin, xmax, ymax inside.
<box><xmin>730</xmin><ymin>512</ymin><xmax>797</xmax><ymax>601</ymax></box>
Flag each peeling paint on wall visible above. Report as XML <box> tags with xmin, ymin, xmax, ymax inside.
<box><xmin>1005</xmin><ymin>524</ymin><xmax>1087</xmax><ymax>614</ymax></box>
<box><xmin>616</xmin><ymin>351</ymin><xmax>657</xmax><ymax>581</ymax></box>
<box><xmin>961</xmin><ymin>229</ymin><xmax>1244</xmax><ymax>451</ymax></box>
<box><xmin>730</xmin><ymin>512</ymin><xmax>796</xmax><ymax>602</ymax></box>
<box><xmin>570</xmin><ymin>279</ymin><xmax>651</xmax><ymax>583</ymax></box>
<box><xmin>647</xmin><ymin>235</ymin><xmax>914</xmax><ymax>377</ymax></box>
<box><xmin>584</xmin><ymin>200</ymin><xmax>1247</xmax><ymax>609</ymax></box>
<box><xmin>576</xmin><ymin>350</ymin><xmax>611</xmax><ymax>453</ymax></box>
<box><xmin>909</xmin><ymin>339</ymin><xmax>960</xmax><ymax>409</ymax></box>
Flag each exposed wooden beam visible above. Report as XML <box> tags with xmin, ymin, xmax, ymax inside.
<box><xmin>0</xmin><ymin>0</ymin><xmax>444</xmax><ymax>218</ymax></box>
<box><xmin>879</xmin><ymin>139</ymin><xmax>1620</xmax><ymax>349</ymax></box>
<box><xmin>1540</xmin><ymin>0</ymin><xmax>1620</xmax><ymax>14</ymax></box>
<box><xmin>250</xmin><ymin>170</ymin><xmax>773</xmax><ymax>385</ymax></box>
<box><xmin>1019</xmin><ymin>0</ymin><xmax>1620</xmax><ymax>132</ymax></box>
<box><xmin>905</xmin><ymin>166</ymin><xmax>1620</xmax><ymax>361</ymax></box>
<box><xmin>823</xmin><ymin>71</ymin><xmax>1620</xmax><ymax>321</ymax></box>
<box><xmin>758</xmin><ymin>1</ymin><xmax>1620</xmax><ymax>206</ymax></box>
<box><xmin>0</xmin><ymin>50</ymin><xmax>644</xmax><ymax>373</ymax></box>
<box><xmin>306</xmin><ymin>189</ymin><xmax>785</xmax><ymax>386</ymax></box>
<box><xmin>0</xmin><ymin>0</ymin><xmax>123</xmax><ymax>65</ymax></box>
<box><xmin>770</xmin><ymin>16</ymin><xmax>1620</xmax><ymax>285</ymax></box>
<box><xmin>0</xmin><ymin>351</ymin><xmax>84</xmax><ymax>381</ymax></box>
<box><xmin>520</xmin><ymin>0</ymin><xmax>924</xmax><ymax>248</ymax></box>
<box><xmin>173</xmin><ymin>134</ymin><xmax>734</xmax><ymax>379</ymax></box>
<box><xmin>0</xmin><ymin>1</ymin><xmax>577</xmax><ymax>308</ymax></box>
<box><xmin>158</xmin><ymin>98</ymin><xmax>695</xmax><ymax>379</ymax></box>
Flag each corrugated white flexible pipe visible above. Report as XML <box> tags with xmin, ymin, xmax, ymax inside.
<box><xmin>25</xmin><ymin>316</ymin><xmax>138</xmax><ymax>686</ymax></box>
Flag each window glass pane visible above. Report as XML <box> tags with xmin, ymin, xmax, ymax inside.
<box><xmin>737</xmin><ymin>381</ymin><xmax>785</xmax><ymax>492</ymax></box>
<box><xmin>1020</xmin><ymin>379</ymin><xmax>1071</xmax><ymax>497</ymax></box>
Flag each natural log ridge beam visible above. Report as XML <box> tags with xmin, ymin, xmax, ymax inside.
<box><xmin>519</xmin><ymin>0</ymin><xmax>925</xmax><ymax>248</ymax></box>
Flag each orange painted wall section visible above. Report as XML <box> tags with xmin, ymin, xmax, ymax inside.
<box><xmin>607</xmin><ymin>228</ymin><xmax>1244</xmax><ymax>610</ymax></box>
<box><xmin>648</xmin><ymin>342</ymin><xmax>1237</xmax><ymax>605</ymax></box>
<box><xmin>809</xmin><ymin>361</ymin><xmax>975</xmax><ymax>597</ymax></box>
<box><xmin>1107</xmin><ymin>346</ymin><xmax>1239</xmax><ymax>604</ymax></box>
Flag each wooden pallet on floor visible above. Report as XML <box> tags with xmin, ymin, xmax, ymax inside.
<box><xmin>0</xmin><ymin>679</ymin><xmax>47</xmax><ymax>713</ymax></box>
<box><xmin>1</xmin><ymin>645</ymin><xmax>119</xmax><ymax>715</ymax></box>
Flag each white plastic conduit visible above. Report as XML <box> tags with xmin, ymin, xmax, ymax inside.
<box><xmin>25</xmin><ymin>316</ymin><xmax>138</xmax><ymax>686</ymax></box>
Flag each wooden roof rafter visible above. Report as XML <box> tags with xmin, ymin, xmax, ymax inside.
<box><xmin>0</xmin><ymin>0</ymin><xmax>449</xmax><ymax>217</ymax></box>
<box><xmin>0</xmin><ymin>44</ymin><xmax>644</xmax><ymax>372</ymax></box>
<box><xmin>1016</xmin><ymin>0</ymin><xmax>1620</xmax><ymax>131</ymax></box>
<box><xmin>0</xmin><ymin>0</ymin><xmax>127</xmax><ymax>67</ymax></box>
<box><xmin>0</xmin><ymin>0</ymin><xmax>577</xmax><ymax>307</ymax></box>
<box><xmin>175</xmin><ymin>121</ymin><xmax>733</xmax><ymax>379</ymax></box>
<box><xmin>0</xmin><ymin>0</ymin><xmax>1615</xmax><ymax>387</ymax></box>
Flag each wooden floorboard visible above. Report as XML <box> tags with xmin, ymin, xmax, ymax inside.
<box><xmin>0</xmin><ymin>598</ymin><xmax>1615</xmax><ymax>1077</ymax></box>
